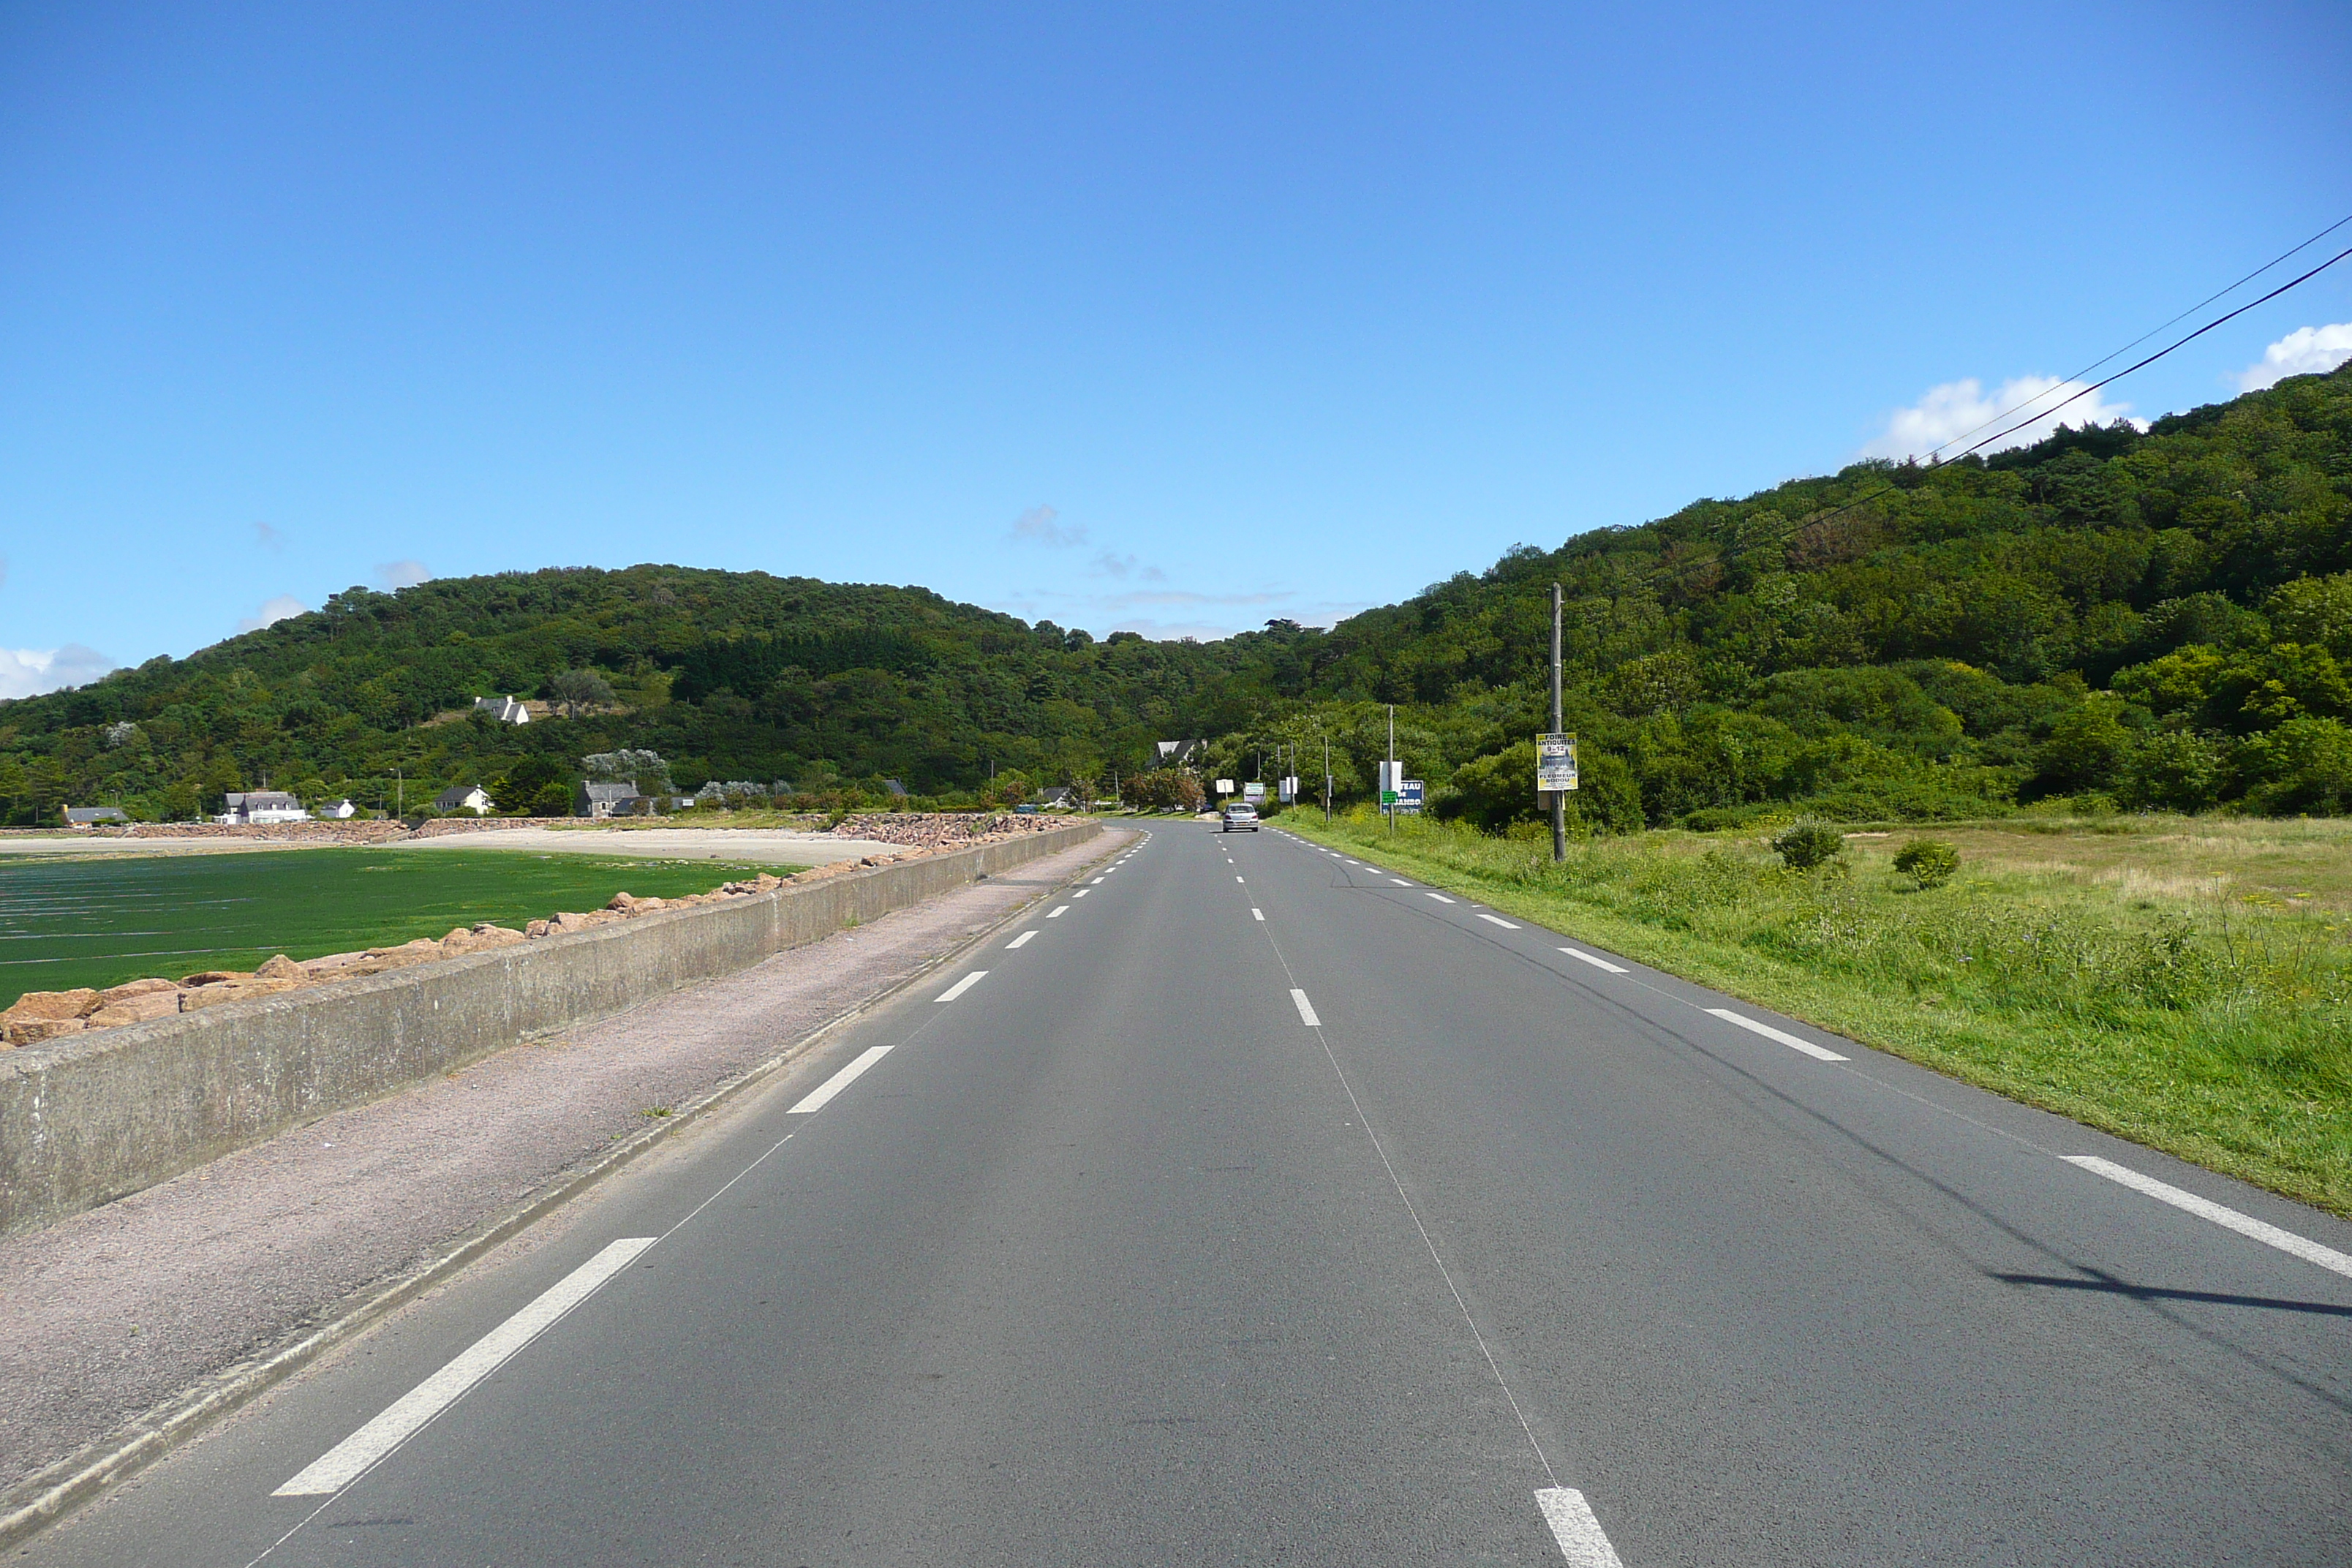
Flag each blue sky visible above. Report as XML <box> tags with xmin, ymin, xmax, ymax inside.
<box><xmin>3</xmin><ymin>1</ymin><xmax>2348</xmax><ymax>696</ymax></box>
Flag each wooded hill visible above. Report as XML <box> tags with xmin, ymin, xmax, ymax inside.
<box><xmin>0</xmin><ymin>572</ymin><xmax>1320</xmax><ymax>821</ymax></box>
<box><xmin>1</xmin><ymin>362</ymin><xmax>2347</xmax><ymax>827</ymax></box>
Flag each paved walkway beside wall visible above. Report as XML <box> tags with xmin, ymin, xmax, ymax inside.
<box><xmin>0</xmin><ymin>827</ymin><xmax>1129</xmax><ymax>1501</ymax></box>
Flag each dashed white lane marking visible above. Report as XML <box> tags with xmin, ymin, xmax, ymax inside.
<box><xmin>274</xmin><ymin>1237</ymin><xmax>657</xmax><ymax>1496</ymax></box>
<box><xmin>1251</xmin><ymin>908</ymin><xmax>1264</xmax><ymax>921</ymax></box>
<box><xmin>1090</xmin><ymin>877</ymin><xmax>1107</xmax><ymax>884</ymax></box>
<box><xmin>789</xmin><ymin>1043</ymin><xmax>896</xmax><ymax>1112</ymax></box>
<box><xmin>2062</xmin><ymin>1156</ymin><xmax>2352</xmax><ymax>1278</ymax></box>
<box><xmin>1559</xmin><ymin>946</ymin><xmax>1629</xmax><ymax>974</ymax></box>
<box><xmin>1006</xmin><ymin>930</ymin><xmax>1038</xmax><ymax>949</ymax></box>
<box><xmin>1425</xmin><ymin>892</ymin><xmax>1455</xmax><ymax>904</ymax></box>
<box><xmin>1072</xmin><ymin>889</ymin><xmax>1090</xmax><ymax>898</ymax></box>
<box><xmin>1391</xmin><ymin>878</ymin><xmax>1412</xmax><ymax>886</ymax></box>
<box><xmin>1047</xmin><ymin>905</ymin><xmax>1069</xmax><ymax>918</ymax></box>
<box><xmin>1290</xmin><ymin>989</ymin><xmax>1322</xmax><ymax>1026</ymax></box>
<box><xmin>1706</xmin><ymin>1007</ymin><xmax>1848</xmax><ymax>1061</ymax></box>
<box><xmin>1536</xmin><ymin>1487</ymin><xmax>1625</xmax><ymax>1567</ymax></box>
<box><xmin>1476</xmin><ymin>913</ymin><xmax>1520</xmax><ymax>930</ymax></box>
<box><xmin>935</xmin><ymin>970</ymin><xmax>990</xmax><ymax>1003</ymax></box>
<box><xmin>1236</xmin><ymin>875</ymin><xmax>1245</xmax><ymax>883</ymax></box>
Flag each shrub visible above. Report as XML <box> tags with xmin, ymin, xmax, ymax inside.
<box><xmin>1771</xmin><ymin>819</ymin><xmax>1846</xmax><ymax>870</ymax></box>
<box><xmin>1891</xmin><ymin>837</ymin><xmax>1961</xmax><ymax>889</ymax></box>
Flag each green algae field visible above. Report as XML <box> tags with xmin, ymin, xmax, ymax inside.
<box><xmin>0</xmin><ymin>848</ymin><xmax>786</xmax><ymax>1010</ymax></box>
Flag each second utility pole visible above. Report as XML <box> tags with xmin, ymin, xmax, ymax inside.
<box><xmin>1551</xmin><ymin>581</ymin><xmax>1567</xmax><ymax>863</ymax></box>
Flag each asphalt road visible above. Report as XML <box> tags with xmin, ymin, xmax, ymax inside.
<box><xmin>23</xmin><ymin>823</ymin><xmax>2352</xmax><ymax>1566</ymax></box>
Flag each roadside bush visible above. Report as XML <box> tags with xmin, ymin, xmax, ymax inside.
<box><xmin>1891</xmin><ymin>837</ymin><xmax>1961</xmax><ymax>889</ymax></box>
<box><xmin>1771</xmin><ymin>819</ymin><xmax>1846</xmax><ymax>870</ymax></box>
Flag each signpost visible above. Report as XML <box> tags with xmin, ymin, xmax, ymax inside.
<box><xmin>1215</xmin><ymin>779</ymin><xmax>1235</xmax><ymax>796</ymax></box>
<box><xmin>1278</xmin><ymin>775</ymin><xmax>1298</xmax><ymax>804</ymax></box>
<box><xmin>1397</xmin><ymin>779</ymin><xmax>1425</xmax><ymax>814</ymax></box>
<box><xmin>1243</xmin><ymin>781</ymin><xmax>1265</xmax><ymax>803</ymax></box>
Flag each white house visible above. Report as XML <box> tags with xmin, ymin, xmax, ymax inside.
<box><xmin>434</xmin><ymin>784</ymin><xmax>494</xmax><ymax>815</ymax></box>
<box><xmin>472</xmin><ymin>695</ymin><xmax>530</xmax><ymax>725</ymax></box>
<box><xmin>318</xmin><ymin>797</ymin><xmax>358</xmax><ymax>819</ymax></box>
<box><xmin>217</xmin><ymin>791</ymin><xmax>309</xmax><ymax>825</ymax></box>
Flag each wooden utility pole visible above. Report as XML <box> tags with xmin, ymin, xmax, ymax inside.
<box><xmin>1552</xmin><ymin>582</ymin><xmax>1567</xmax><ymax>863</ymax></box>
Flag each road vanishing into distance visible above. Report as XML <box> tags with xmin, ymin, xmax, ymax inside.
<box><xmin>29</xmin><ymin>824</ymin><xmax>2352</xmax><ymax>1566</ymax></box>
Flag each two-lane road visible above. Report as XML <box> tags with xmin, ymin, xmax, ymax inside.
<box><xmin>26</xmin><ymin>824</ymin><xmax>2352</xmax><ymax>1566</ymax></box>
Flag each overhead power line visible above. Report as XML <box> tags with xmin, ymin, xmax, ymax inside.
<box><xmin>1954</xmin><ymin>241</ymin><xmax>2352</xmax><ymax>459</ymax></box>
<box><xmin>1757</xmin><ymin>217</ymin><xmax>2352</xmax><ymax>541</ymax></box>
<box><xmin>1921</xmin><ymin>210</ymin><xmax>2352</xmax><ymax>461</ymax></box>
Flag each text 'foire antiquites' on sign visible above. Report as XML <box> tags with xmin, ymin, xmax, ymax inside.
<box><xmin>1537</xmin><ymin>733</ymin><xmax>1578</xmax><ymax>792</ymax></box>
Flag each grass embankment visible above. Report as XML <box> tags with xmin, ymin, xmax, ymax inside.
<box><xmin>0</xmin><ymin>848</ymin><xmax>790</xmax><ymax>1008</ymax></box>
<box><xmin>1281</xmin><ymin>809</ymin><xmax>2352</xmax><ymax>1218</ymax></box>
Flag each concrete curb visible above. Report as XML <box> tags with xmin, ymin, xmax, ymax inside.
<box><xmin>0</xmin><ymin>826</ymin><xmax>1131</xmax><ymax>1552</ymax></box>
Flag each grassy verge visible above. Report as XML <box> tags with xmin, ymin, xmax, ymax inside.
<box><xmin>1281</xmin><ymin>808</ymin><xmax>2352</xmax><ymax>1218</ymax></box>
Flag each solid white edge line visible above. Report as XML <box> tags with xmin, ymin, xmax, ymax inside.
<box><xmin>1251</xmin><ymin>908</ymin><xmax>1264</xmax><ymax>921</ymax></box>
<box><xmin>1536</xmin><ymin>1488</ymin><xmax>1625</xmax><ymax>1568</ymax></box>
<box><xmin>1559</xmin><ymin>946</ymin><xmax>1629</xmax><ymax>974</ymax></box>
<box><xmin>788</xmin><ymin>1042</ymin><xmax>897</xmax><ymax>1112</ymax></box>
<box><xmin>935</xmin><ymin>970</ymin><xmax>990</xmax><ymax>1003</ymax></box>
<box><xmin>1047</xmin><ymin>904</ymin><xmax>1069</xmax><ymax>917</ymax></box>
<box><xmin>273</xmin><ymin>1237</ymin><xmax>656</xmax><ymax>1496</ymax></box>
<box><xmin>1425</xmin><ymin>892</ymin><xmax>1455</xmax><ymax>903</ymax></box>
<box><xmin>1290</xmin><ymin>989</ymin><xmax>1321</xmax><ymax>1026</ymax></box>
<box><xmin>1476</xmin><ymin>913</ymin><xmax>1521</xmax><ymax>929</ymax></box>
<box><xmin>1705</xmin><ymin>1007</ymin><xmax>1848</xmax><ymax>1061</ymax></box>
<box><xmin>2062</xmin><ymin>1156</ymin><xmax>2352</xmax><ymax>1278</ymax></box>
<box><xmin>1006</xmin><ymin>930</ymin><xmax>1037</xmax><ymax>948</ymax></box>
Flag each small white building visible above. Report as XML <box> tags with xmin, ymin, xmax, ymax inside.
<box><xmin>434</xmin><ymin>784</ymin><xmax>494</xmax><ymax>815</ymax></box>
<box><xmin>473</xmin><ymin>695</ymin><xmax>530</xmax><ymax>725</ymax></box>
<box><xmin>318</xmin><ymin>797</ymin><xmax>358</xmax><ymax>819</ymax></box>
<box><xmin>217</xmin><ymin>791</ymin><xmax>310</xmax><ymax>826</ymax></box>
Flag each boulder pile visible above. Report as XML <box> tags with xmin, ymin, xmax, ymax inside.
<box><xmin>831</xmin><ymin>811</ymin><xmax>1066</xmax><ymax>848</ymax></box>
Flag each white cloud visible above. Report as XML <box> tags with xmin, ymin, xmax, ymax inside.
<box><xmin>374</xmin><ymin>559</ymin><xmax>432</xmax><ymax>589</ymax></box>
<box><xmin>1007</xmin><ymin>504</ymin><xmax>1086</xmax><ymax>548</ymax></box>
<box><xmin>1861</xmin><ymin>376</ymin><xmax>2144</xmax><ymax>461</ymax></box>
<box><xmin>235</xmin><ymin>595</ymin><xmax>310</xmax><ymax>633</ymax></box>
<box><xmin>0</xmin><ymin>644</ymin><xmax>116</xmax><ymax>701</ymax></box>
<box><xmin>2234</xmin><ymin>323</ymin><xmax>2352</xmax><ymax>391</ymax></box>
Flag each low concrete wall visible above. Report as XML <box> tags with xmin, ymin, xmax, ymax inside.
<box><xmin>0</xmin><ymin>822</ymin><xmax>1098</xmax><ymax>1237</ymax></box>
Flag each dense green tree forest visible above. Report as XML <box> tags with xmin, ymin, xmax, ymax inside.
<box><xmin>0</xmin><ymin>572</ymin><xmax>1322</xmax><ymax>822</ymax></box>
<box><xmin>2</xmin><ymin>363</ymin><xmax>2347</xmax><ymax>827</ymax></box>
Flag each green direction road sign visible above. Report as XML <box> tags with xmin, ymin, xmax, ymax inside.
<box><xmin>1380</xmin><ymin>790</ymin><xmax>1399</xmax><ymax>804</ymax></box>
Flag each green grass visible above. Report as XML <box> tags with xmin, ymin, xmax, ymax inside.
<box><xmin>1286</xmin><ymin>809</ymin><xmax>2352</xmax><ymax>1218</ymax></box>
<box><xmin>0</xmin><ymin>848</ymin><xmax>791</xmax><ymax>1008</ymax></box>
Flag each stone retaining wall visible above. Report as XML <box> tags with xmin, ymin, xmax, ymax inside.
<box><xmin>0</xmin><ymin>821</ymin><xmax>1098</xmax><ymax>1237</ymax></box>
